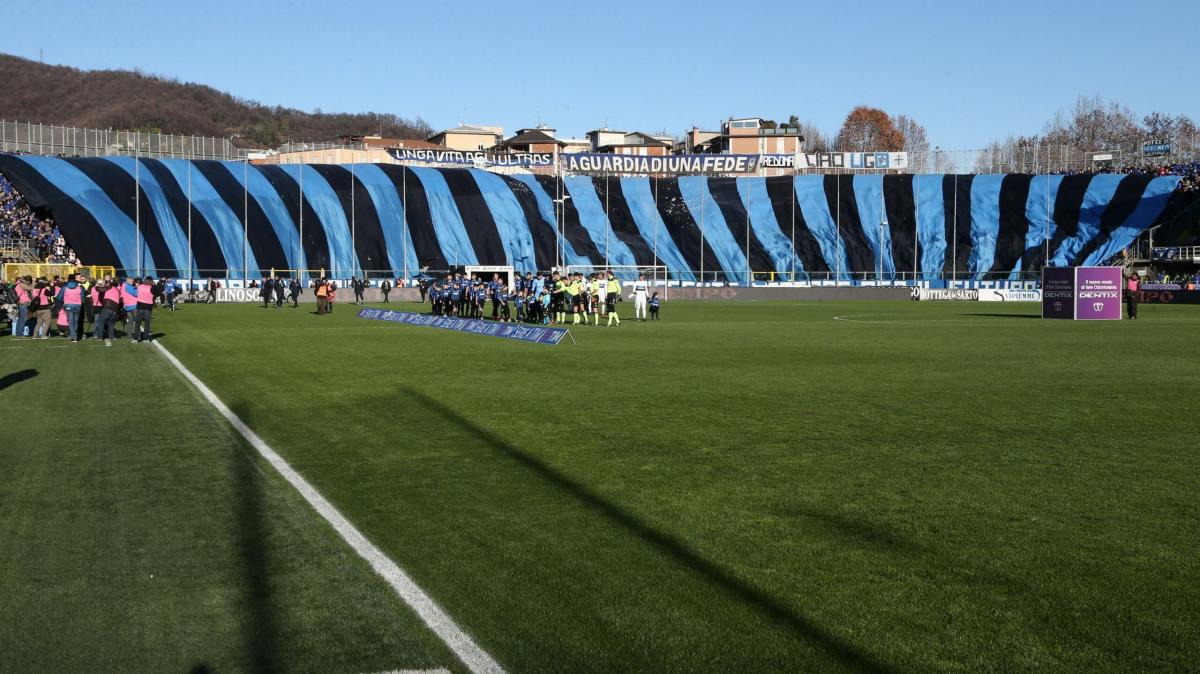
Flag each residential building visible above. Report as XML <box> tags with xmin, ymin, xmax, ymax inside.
<box><xmin>427</xmin><ymin>124</ymin><xmax>505</xmax><ymax>151</ymax></box>
<box><xmin>559</xmin><ymin>137</ymin><xmax>590</xmax><ymax>153</ymax></box>
<box><xmin>595</xmin><ymin>131</ymin><xmax>672</xmax><ymax>156</ymax></box>
<box><xmin>586</xmin><ymin>128</ymin><xmax>628</xmax><ymax>151</ymax></box>
<box><xmin>494</xmin><ymin>126</ymin><xmax>566</xmax><ymax>154</ymax></box>
<box><xmin>683</xmin><ymin>126</ymin><xmax>721</xmax><ymax>153</ymax></box>
<box><xmin>713</xmin><ymin>117</ymin><xmax>804</xmax><ymax>155</ymax></box>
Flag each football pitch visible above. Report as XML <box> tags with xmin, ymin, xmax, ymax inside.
<box><xmin>2</xmin><ymin>300</ymin><xmax>1197</xmax><ymax>673</ymax></box>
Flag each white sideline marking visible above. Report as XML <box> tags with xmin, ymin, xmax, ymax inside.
<box><xmin>152</xmin><ymin>341</ymin><xmax>505</xmax><ymax>674</ymax></box>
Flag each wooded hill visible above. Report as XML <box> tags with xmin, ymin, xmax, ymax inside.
<box><xmin>0</xmin><ymin>53</ymin><xmax>431</xmax><ymax>148</ymax></box>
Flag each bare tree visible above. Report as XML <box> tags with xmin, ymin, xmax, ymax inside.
<box><xmin>787</xmin><ymin>115</ymin><xmax>832</xmax><ymax>153</ymax></box>
<box><xmin>894</xmin><ymin>113</ymin><xmax>930</xmax><ymax>171</ymax></box>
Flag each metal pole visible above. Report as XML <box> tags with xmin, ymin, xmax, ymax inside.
<box><xmin>836</xmin><ymin>175</ymin><xmax>842</xmax><ymax>282</ymax></box>
<box><xmin>242</xmin><ymin>160</ymin><xmax>249</xmax><ymax>282</ymax></box>
<box><xmin>402</xmin><ymin>166</ymin><xmax>408</xmax><ymax>282</ymax></box>
<box><xmin>913</xmin><ymin>175</ymin><xmax>919</xmax><ymax>281</ymax></box>
<box><xmin>299</xmin><ymin>164</ymin><xmax>305</xmax><ymax>279</ymax></box>
<box><xmin>351</xmin><ymin>162</ymin><xmax>357</xmax><ymax>277</ymax></box>
<box><xmin>790</xmin><ymin>174</ymin><xmax>796</xmax><ymax>282</ymax></box>
<box><xmin>699</xmin><ymin>175</ymin><xmax>705</xmax><ymax>284</ymax></box>
<box><xmin>652</xmin><ymin>176</ymin><xmax>658</xmax><ymax>271</ymax></box>
<box><xmin>187</xmin><ymin>163</ymin><xmax>193</xmax><ymax>281</ymax></box>
<box><xmin>604</xmin><ymin>174</ymin><xmax>610</xmax><ymax>269</ymax></box>
<box><xmin>1043</xmin><ymin>175</ymin><xmax>1050</xmax><ymax>265</ymax></box>
<box><xmin>135</xmin><ymin>153</ymin><xmax>142</xmax><ymax>275</ymax></box>
<box><xmin>744</xmin><ymin>177</ymin><xmax>751</xmax><ymax>285</ymax></box>
<box><xmin>952</xmin><ymin>174</ymin><xmax>958</xmax><ymax>283</ymax></box>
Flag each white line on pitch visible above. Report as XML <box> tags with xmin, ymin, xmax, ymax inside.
<box><xmin>152</xmin><ymin>341</ymin><xmax>505</xmax><ymax>674</ymax></box>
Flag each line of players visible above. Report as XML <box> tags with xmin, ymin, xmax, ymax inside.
<box><xmin>429</xmin><ymin>270</ymin><xmax>657</xmax><ymax>326</ymax></box>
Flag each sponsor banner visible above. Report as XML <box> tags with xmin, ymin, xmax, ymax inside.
<box><xmin>1074</xmin><ymin>267</ymin><xmax>1122</xmax><ymax>320</ymax></box>
<box><xmin>386</xmin><ymin>148</ymin><xmax>554</xmax><ymax>167</ymax></box>
<box><xmin>910</xmin><ymin>287</ymin><xmax>979</xmax><ymax>301</ymax></box>
<box><xmin>216</xmin><ymin>288</ymin><xmax>267</xmax><ymax>303</ymax></box>
<box><xmin>1142</xmin><ymin>141</ymin><xmax>1172</xmax><ymax>156</ymax></box>
<box><xmin>977</xmin><ymin>289</ymin><xmax>1042</xmax><ymax>302</ymax></box>
<box><xmin>762</xmin><ymin>152</ymin><xmax>909</xmax><ymax>170</ymax></box>
<box><xmin>561</xmin><ymin>153</ymin><xmax>761</xmax><ymax>175</ymax></box>
<box><xmin>1041</xmin><ymin>267</ymin><xmax>1076</xmax><ymax>319</ymax></box>
<box><xmin>1136</xmin><ymin>289</ymin><xmax>1200</xmax><ymax>305</ymax></box>
<box><xmin>357</xmin><ymin>308</ymin><xmax>568</xmax><ymax>345</ymax></box>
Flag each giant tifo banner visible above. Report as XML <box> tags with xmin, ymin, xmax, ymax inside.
<box><xmin>0</xmin><ymin>155</ymin><xmax>1186</xmax><ymax>283</ymax></box>
<box><xmin>1041</xmin><ymin>266</ymin><xmax>1122</xmax><ymax>319</ymax></box>
<box><xmin>760</xmin><ymin>152</ymin><xmax>909</xmax><ymax>170</ymax></box>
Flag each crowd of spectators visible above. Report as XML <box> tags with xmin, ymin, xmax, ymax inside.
<box><xmin>1070</xmin><ymin>159</ymin><xmax>1200</xmax><ymax>192</ymax></box>
<box><xmin>1</xmin><ymin>169</ymin><xmax>76</xmax><ymax>264</ymax></box>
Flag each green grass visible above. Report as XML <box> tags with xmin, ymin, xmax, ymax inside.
<box><xmin>4</xmin><ymin>299</ymin><xmax>1198</xmax><ymax>672</ymax></box>
<box><xmin>0</xmin><ymin>334</ymin><xmax>460</xmax><ymax>673</ymax></box>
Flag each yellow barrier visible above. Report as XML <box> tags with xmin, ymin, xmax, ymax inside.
<box><xmin>4</xmin><ymin>263</ymin><xmax>117</xmax><ymax>281</ymax></box>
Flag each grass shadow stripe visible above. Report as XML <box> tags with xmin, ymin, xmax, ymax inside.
<box><xmin>151</xmin><ymin>341</ymin><xmax>506</xmax><ymax>674</ymax></box>
<box><xmin>406</xmin><ymin>386</ymin><xmax>897</xmax><ymax>674</ymax></box>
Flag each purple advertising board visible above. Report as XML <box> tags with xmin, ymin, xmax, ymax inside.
<box><xmin>1041</xmin><ymin>267</ymin><xmax>1077</xmax><ymax>319</ymax></box>
<box><xmin>1073</xmin><ymin>267</ymin><xmax>1123</xmax><ymax>320</ymax></box>
<box><xmin>1041</xmin><ymin>267</ymin><xmax>1123</xmax><ymax>320</ymax></box>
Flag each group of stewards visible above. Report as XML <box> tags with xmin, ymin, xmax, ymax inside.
<box><xmin>7</xmin><ymin>274</ymin><xmax>168</xmax><ymax>345</ymax></box>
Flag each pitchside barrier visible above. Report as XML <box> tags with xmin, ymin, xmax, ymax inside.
<box><xmin>4</xmin><ymin>263</ymin><xmax>116</xmax><ymax>281</ymax></box>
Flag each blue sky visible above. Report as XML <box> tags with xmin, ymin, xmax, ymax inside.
<box><xmin>3</xmin><ymin>0</ymin><xmax>1197</xmax><ymax>148</ymax></box>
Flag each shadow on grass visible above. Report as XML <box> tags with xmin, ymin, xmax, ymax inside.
<box><xmin>960</xmin><ymin>313</ymin><xmax>1041</xmax><ymax>320</ymax></box>
<box><xmin>227</xmin><ymin>402</ymin><xmax>280</xmax><ymax>673</ymax></box>
<box><xmin>404</xmin><ymin>386</ymin><xmax>896</xmax><ymax>674</ymax></box>
<box><xmin>782</xmin><ymin>506</ymin><xmax>926</xmax><ymax>555</ymax></box>
<box><xmin>0</xmin><ymin>368</ymin><xmax>37</xmax><ymax>391</ymax></box>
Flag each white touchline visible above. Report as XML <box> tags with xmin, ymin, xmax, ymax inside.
<box><xmin>153</xmin><ymin>341</ymin><xmax>506</xmax><ymax>674</ymax></box>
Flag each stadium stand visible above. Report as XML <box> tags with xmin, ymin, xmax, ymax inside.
<box><xmin>1</xmin><ymin>163</ymin><xmax>74</xmax><ymax>265</ymax></box>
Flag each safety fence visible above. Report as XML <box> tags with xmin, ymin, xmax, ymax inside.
<box><xmin>0</xmin><ymin>120</ymin><xmax>247</xmax><ymax>160</ymax></box>
<box><xmin>4</xmin><ymin>118</ymin><xmax>1198</xmax><ymax>178</ymax></box>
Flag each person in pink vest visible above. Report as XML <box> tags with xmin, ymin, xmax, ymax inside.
<box><xmin>12</xmin><ymin>275</ymin><xmax>32</xmax><ymax>338</ymax></box>
<box><xmin>31</xmin><ymin>280</ymin><xmax>52</xmax><ymax>339</ymax></box>
<box><xmin>55</xmin><ymin>274</ymin><xmax>85</xmax><ymax>342</ymax></box>
<box><xmin>134</xmin><ymin>276</ymin><xmax>155</xmax><ymax>343</ymax></box>
<box><xmin>86</xmin><ymin>281</ymin><xmax>100</xmax><ymax>336</ymax></box>
<box><xmin>95</xmin><ymin>281</ymin><xmax>121</xmax><ymax>346</ymax></box>
<box><xmin>121</xmin><ymin>277</ymin><xmax>139</xmax><ymax>341</ymax></box>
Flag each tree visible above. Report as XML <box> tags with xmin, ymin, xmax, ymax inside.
<box><xmin>834</xmin><ymin>106</ymin><xmax>904</xmax><ymax>152</ymax></box>
<box><xmin>1142</xmin><ymin>111</ymin><xmax>1176</xmax><ymax>140</ymax></box>
<box><xmin>894</xmin><ymin>113</ymin><xmax>930</xmax><ymax>170</ymax></box>
<box><xmin>784</xmin><ymin>115</ymin><xmax>831</xmax><ymax>152</ymax></box>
